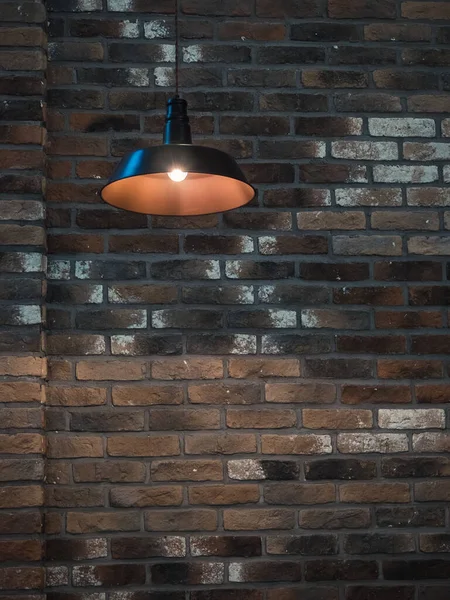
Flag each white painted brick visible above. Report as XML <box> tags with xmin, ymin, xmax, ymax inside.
<box><xmin>144</xmin><ymin>20</ymin><xmax>171</xmax><ymax>39</ymax></box>
<box><xmin>332</xmin><ymin>141</ymin><xmax>398</xmax><ymax>161</ymax></box>
<box><xmin>76</xmin><ymin>0</ymin><xmax>102</xmax><ymax>9</ymax></box>
<box><xmin>120</xmin><ymin>20</ymin><xmax>139</xmax><ymax>37</ymax></box>
<box><xmin>228</xmin><ymin>459</ymin><xmax>265</xmax><ymax>480</ymax></box>
<box><xmin>337</xmin><ymin>433</ymin><xmax>408</xmax><ymax>454</ymax></box>
<box><xmin>48</xmin><ymin>260</ymin><xmax>70</xmax><ymax>280</ymax></box>
<box><xmin>107</xmin><ymin>0</ymin><xmax>133</xmax><ymax>10</ymax></box>
<box><xmin>231</xmin><ymin>335</ymin><xmax>257</xmax><ymax>354</ymax></box>
<box><xmin>369</xmin><ymin>118</ymin><xmax>435</xmax><ymax>137</ymax></box>
<box><xmin>268</xmin><ymin>309</ymin><xmax>297</xmax><ymax>328</ymax></box>
<box><xmin>126</xmin><ymin>68</ymin><xmax>150</xmax><ymax>86</ymax></box>
<box><xmin>373</xmin><ymin>165</ymin><xmax>438</xmax><ymax>183</ymax></box>
<box><xmin>183</xmin><ymin>45</ymin><xmax>204</xmax><ymax>63</ymax></box>
<box><xmin>154</xmin><ymin>66</ymin><xmax>174</xmax><ymax>87</ymax></box>
<box><xmin>379</xmin><ymin>409</ymin><xmax>445</xmax><ymax>430</ymax></box>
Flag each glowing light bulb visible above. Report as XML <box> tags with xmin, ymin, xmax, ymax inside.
<box><xmin>168</xmin><ymin>169</ymin><xmax>187</xmax><ymax>182</ymax></box>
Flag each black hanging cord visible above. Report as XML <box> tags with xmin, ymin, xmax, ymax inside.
<box><xmin>174</xmin><ymin>0</ymin><xmax>179</xmax><ymax>97</ymax></box>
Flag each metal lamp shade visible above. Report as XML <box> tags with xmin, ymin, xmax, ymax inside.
<box><xmin>101</xmin><ymin>144</ymin><xmax>255</xmax><ymax>216</ymax></box>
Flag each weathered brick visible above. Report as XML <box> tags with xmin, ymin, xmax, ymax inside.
<box><xmin>342</xmin><ymin>385</ymin><xmax>411</xmax><ymax>405</ymax></box>
<box><xmin>185</xmin><ymin>433</ymin><xmax>257</xmax><ymax>455</ymax></box>
<box><xmin>303</xmin><ymin>409</ymin><xmax>373</xmax><ymax>430</ymax></box>
<box><xmin>110</xmin><ymin>486</ymin><xmax>182</xmax><ymax>507</ymax></box>
<box><xmin>378</xmin><ymin>409</ymin><xmax>445</xmax><ymax>430</ymax></box>
<box><xmin>266</xmin><ymin>382</ymin><xmax>335</xmax><ymax>404</ymax></box>
<box><xmin>262</xmin><ymin>435</ymin><xmax>332</xmax><ymax>455</ymax></box>
<box><xmin>369</xmin><ymin>118</ymin><xmax>435</xmax><ymax>137</ymax></box>
<box><xmin>300</xmin><ymin>508</ymin><xmax>371</xmax><ymax>530</ymax></box>
<box><xmin>305</xmin><ymin>560</ymin><xmax>378</xmax><ymax>582</ymax></box>
<box><xmin>338</xmin><ymin>433</ymin><xmax>408</xmax><ymax>454</ymax></box>
<box><xmin>340</xmin><ymin>483</ymin><xmax>411</xmax><ymax>503</ymax></box>
<box><xmin>145</xmin><ymin>509</ymin><xmax>217</xmax><ymax>531</ymax></box>
<box><xmin>189</xmin><ymin>484</ymin><xmax>259</xmax><ymax>505</ymax></box>
<box><xmin>224</xmin><ymin>509</ymin><xmax>295</xmax><ymax>530</ymax></box>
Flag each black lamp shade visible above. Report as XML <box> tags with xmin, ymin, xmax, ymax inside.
<box><xmin>100</xmin><ymin>144</ymin><xmax>255</xmax><ymax>216</ymax></box>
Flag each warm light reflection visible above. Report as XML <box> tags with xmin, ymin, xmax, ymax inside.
<box><xmin>168</xmin><ymin>169</ymin><xmax>188</xmax><ymax>182</ymax></box>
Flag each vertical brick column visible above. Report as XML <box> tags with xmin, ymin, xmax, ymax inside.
<box><xmin>0</xmin><ymin>1</ymin><xmax>47</xmax><ymax>597</ymax></box>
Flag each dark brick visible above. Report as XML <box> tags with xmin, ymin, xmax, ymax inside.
<box><xmin>375</xmin><ymin>261</ymin><xmax>442</xmax><ymax>281</ymax></box>
<box><xmin>220</xmin><ymin>116</ymin><xmax>289</xmax><ymax>136</ymax></box>
<box><xmin>419</xmin><ymin>588</ymin><xmax>450</xmax><ymax>600</ymax></box>
<box><xmin>330</xmin><ymin>48</ymin><xmax>396</xmax><ymax>65</ymax></box>
<box><xmin>328</xmin><ymin>0</ymin><xmax>396</xmax><ymax>18</ymax></box>
<box><xmin>342</xmin><ymin>385</ymin><xmax>411</xmax><ymax>405</ymax></box>
<box><xmin>0</xmin><ymin>99</ymin><xmax>43</xmax><ymax>121</ymax></box>
<box><xmin>344</xmin><ymin>534</ymin><xmax>415</xmax><ymax>555</ymax></box>
<box><xmin>300</xmin><ymin>508</ymin><xmax>371</xmax><ymax>530</ymax></box>
<box><xmin>345</xmin><ymin>587</ymin><xmax>415</xmax><ymax>600</ymax></box>
<box><xmin>337</xmin><ymin>336</ymin><xmax>406</xmax><ymax>354</ymax></box>
<box><xmin>151</xmin><ymin>562</ymin><xmax>224</xmax><ymax>585</ymax></box>
<box><xmin>300</xmin><ymin>263</ymin><xmax>369</xmax><ymax>281</ymax></box>
<box><xmin>264</xmin><ymin>189</ymin><xmax>331</xmax><ymax>208</ymax></box>
<box><xmin>383</xmin><ymin>560</ymin><xmax>450</xmax><ymax>580</ymax></box>
<box><xmin>182</xmin><ymin>285</ymin><xmax>254</xmax><ymax>305</ymax></box>
<box><xmin>304</xmin><ymin>359</ymin><xmax>373</xmax><ymax>379</ymax></box>
<box><xmin>72</xmin><ymin>564</ymin><xmax>145</xmax><ymax>586</ymax></box>
<box><xmin>184</xmin><ymin>235</ymin><xmax>254</xmax><ymax>255</ymax></box>
<box><xmin>109</xmin><ymin>234</ymin><xmax>178</xmax><ymax>254</ymax></box>
<box><xmin>111</xmin><ymin>536</ymin><xmax>185</xmax><ymax>559</ymax></box>
<box><xmin>152</xmin><ymin>308</ymin><xmax>222</xmax><ymax>329</ymax></box>
<box><xmin>300</xmin><ymin>164</ymin><xmax>367</xmax><ymax>184</ymax></box>
<box><xmin>151</xmin><ymin>260</ymin><xmax>220</xmax><ymax>280</ymax></box>
<box><xmin>111</xmin><ymin>334</ymin><xmax>182</xmax><ymax>356</ymax></box>
<box><xmin>259</xmin><ymin>284</ymin><xmax>329</xmax><ymax>305</ymax></box>
<box><xmin>267</xmin><ymin>534</ymin><xmax>338</xmax><ymax>556</ymax></box>
<box><xmin>229</xmin><ymin>561</ymin><xmax>302</xmax><ymax>583</ymax></box>
<box><xmin>262</xmin><ymin>335</ymin><xmax>332</xmax><ymax>355</ymax></box>
<box><xmin>257</xmin><ymin>47</ymin><xmax>325</xmax><ymax>64</ymax></box>
<box><xmin>256</xmin><ymin>0</ymin><xmax>321</xmax><ymax>17</ymax></box>
<box><xmin>410</xmin><ymin>287</ymin><xmax>450</xmax><ymax>305</ymax></box>
<box><xmin>292</xmin><ymin>24</ymin><xmax>360</xmax><ymax>42</ymax></box>
<box><xmin>260</xmin><ymin>93</ymin><xmax>327</xmax><ymax>112</ymax></box>
<box><xmin>305</xmin><ymin>459</ymin><xmax>376</xmax><ymax>480</ymax></box>
<box><xmin>70</xmin><ymin>411</ymin><xmax>144</xmax><ymax>432</ymax></box>
<box><xmin>382</xmin><ymin>457</ymin><xmax>450</xmax><ymax>478</ymax></box>
<box><xmin>295</xmin><ymin>117</ymin><xmax>362</xmax><ymax>136</ymax></box>
<box><xmin>48</xmin><ymin>89</ymin><xmax>104</xmax><ymax>109</ymax></box>
<box><xmin>226</xmin><ymin>261</ymin><xmax>294</xmax><ymax>280</ymax></box>
<box><xmin>303</xmin><ymin>71</ymin><xmax>368</xmax><ymax>88</ymax></box>
<box><xmin>306</xmin><ymin>560</ymin><xmax>378</xmax><ymax>581</ymax></box>
<box><xmin>376</xmin><ymin>507</ymin><xmax>445</xmax><ymax>528</ymax></box>
<box><xmin>373</xmin><ymin>70</ymin><xmax>438</xmax><ymax>90</ymax></box>
<box><xmin>190</xmin><ymin>536</ymin><xmax>262</xmax><ymax>557</ymax></box>
<box><xmin>403</xmin><ymin>49</ymin><xmax>450</xmax><ymax>67</ymax></box>
<box><xmin>191</xmin><ymin>593</ymin><xmax>263</xmax><ymax>600</ymax></box>
<box><xmin>335</xmin><ymin>93</ymin><xmax>401</xmax><ymax>112</ymax></box>
<box><xmin>187</xmin><ymin>334</ymin><xmax>256</xmax><ymax>354</ymax></box>
<box><xmin>0</xmin><ymin>75</ymin><xmax>45</xmax><ymax>96</ymax></box>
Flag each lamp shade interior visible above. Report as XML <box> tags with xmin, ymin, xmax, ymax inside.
<box><xmin>101</xmin><ymin>145</ymin><xmax>255</xmax><ymax>216</ymax></box>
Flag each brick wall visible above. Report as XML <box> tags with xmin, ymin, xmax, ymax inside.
<box><xmin>0</xmin><ymin>0</ymin><xmax>47</xmax><ymax>597</ymax></box>
<box><xmin>2</xmin><ymin>0</ymin><xmax>450</xmax><ymax>598</ymax></box>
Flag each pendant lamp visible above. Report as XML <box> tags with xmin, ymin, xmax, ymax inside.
<box><xmin>101</xmin><ymin>1</ymin><xmax>255</xmax><ymax>216</ymax></box>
